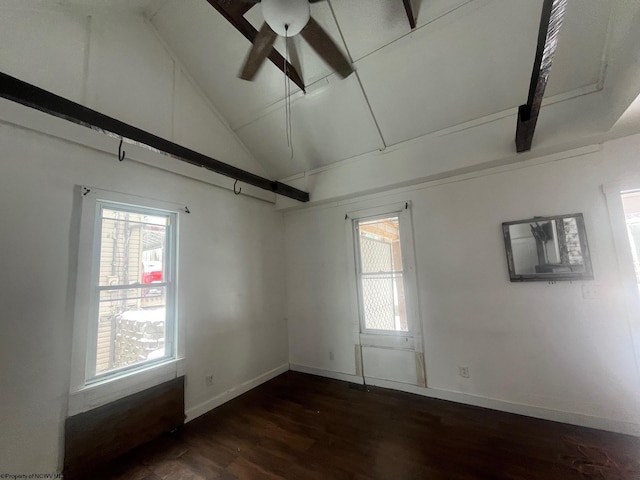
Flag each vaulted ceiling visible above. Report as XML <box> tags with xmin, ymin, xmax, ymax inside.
<box><xmin>5</xmin><ymin>0</ymin><xmax>640</xmax><ymax>188</ymax></box>
<box><xmin>149</xmin><ymin>0</ymin><xmax>615</xmax><ymax>180</ymax></box>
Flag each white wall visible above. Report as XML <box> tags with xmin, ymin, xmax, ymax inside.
<box><xmin>285</xmin><ymin>133</ymin><xmax>640</xmax><ymax>433</ymax></box>
<box><xmin>0</xmin><ymin>4</ymin><xmax>266</xmax><ymax>178</ymax></box>
<box><xmin>0</xmin><ymin>5</ymin><xmax>287</xmax><ymax>475</ymax></box>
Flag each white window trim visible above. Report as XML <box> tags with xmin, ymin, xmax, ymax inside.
<box><xmin>69</xmin><ymin>186</ymin><xmax>185</xmax><ymax>415</ymax></box>
<box><xmin>603</xmin><ymin>180</ymin><xmax>640</xmax><ymax>376</ymax></box>
<box><xmin>345</xmin><ymin>202</ymin><xmax>421</xmax><ymax>338</ymax></box>
<box><xmin>604</xmin><ymin>183</ymin><xmax>640</xmax><ymax>304</ymax></box>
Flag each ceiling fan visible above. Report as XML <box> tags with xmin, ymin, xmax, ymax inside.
<box><xmin>238</xmin><ymin>0</ymin><xmax>354</xmax><ymax>84</ymax></box>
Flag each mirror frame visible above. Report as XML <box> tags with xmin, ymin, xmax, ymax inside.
<box><xmin>502</xmin><ymin>213</ymin><xmax>594</xmax><ymax>282</ymax></box>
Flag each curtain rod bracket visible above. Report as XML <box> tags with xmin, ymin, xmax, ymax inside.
<box><xmin>0</xmin><ymin>72</ymin><xmax>310</xmax><ymax>201</ymax></box>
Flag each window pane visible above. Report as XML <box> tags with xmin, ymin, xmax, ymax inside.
<box><xmin>356</xmin><ymin>215</ymin><xmax>408</xmax><ymax>333</ymax></box>
<box><xmin>622</xmin><ymin>191</ymin><xmax>640</xmax><ymax>292</ymax></box>
<box><xmin>99</xmin><ymin>209</ymin><xmax>168</xmax><ymax>287</ymax></box>
<box><xmin>95</xmin><ymin>286</ymin><xmax>168</xmax><ymax>375</ymax></box>
<box><xmin>358</xmin><ymin>216</ymin><xmax>403</xmax><ymax>272</ymax></box>
<box><xmin>361</xmin><ymin>274</ymin><xmax>408</xmax><ymax>332</ymax></box>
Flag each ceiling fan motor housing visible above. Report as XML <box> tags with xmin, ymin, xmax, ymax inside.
<box><xmin>262</xmin><ymin>0</ymin><xmax>310</xmax><ymax>36</ymax></box>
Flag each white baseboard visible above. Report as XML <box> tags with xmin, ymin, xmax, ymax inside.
<box><xmin>290</xmin><ymin>364</ymin><xmax>640</xmax><ymax>437</ymax></box>
<box><xmin>290</xmin><ymin>363</ymin><xmax>364</xmax><ymax>384</ymax></box>
<box><xmin>185</xmin><ymin>363</ymin><xmax>289</xmax><ymax>422</ymax></box>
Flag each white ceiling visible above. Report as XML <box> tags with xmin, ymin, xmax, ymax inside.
<box><xmin>13</xmin><ymin>0</ymin><xmax>617</xmax><ymax>181</ymax></box>
<box><xmin>66</xmin><ymin>0</ymin><xmax>160</xmax><ymax>11</ymax></box>
<box><xmin>148</xmin><ymin>0</ymin><xmax>613</xmax><ymax>180</ymax></box>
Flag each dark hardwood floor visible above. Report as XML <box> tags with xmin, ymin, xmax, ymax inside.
<box><xmin>95</xmin><ymin>371</ymin><xmax>640</xmax><ymax>479</ymax></box>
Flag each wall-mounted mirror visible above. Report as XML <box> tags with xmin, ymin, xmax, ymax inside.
<box><xmin>502</xmin><ymin>213</ymin><xmax>593</xmax><ymax>282</ymax></box>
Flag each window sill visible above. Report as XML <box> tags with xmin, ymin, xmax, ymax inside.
<box><xmin>68</xmin><ymin>357</ymin><xmax>185</xmax><ymax>416</ymax></box>
<box><xmin>359</xmin><ymin>333</ymin><xmax>416</xmax><ymax>350</ymax></box>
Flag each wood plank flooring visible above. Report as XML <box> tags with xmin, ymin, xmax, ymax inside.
<box><xmin>94</xmin><ymin>371</ymin><xmax>640</xmax><ymax>479</ymax></box>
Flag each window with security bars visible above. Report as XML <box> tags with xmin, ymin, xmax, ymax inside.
<box><xmin>90</xmin><ymin>202</ymin><xmax>177</xmax><ymax>380</ymax></box>
<box><xmin>355</xmin><ymin>215</ymin><xmax>408</xmax><ymax>332</ymax></box>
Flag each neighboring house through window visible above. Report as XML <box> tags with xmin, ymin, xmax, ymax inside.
<box><xmin>69</xmin><ymin>187</ymin><xmax>182</xmax><ymax>414</ymax></box>
<box><xmin>91</xmin><ymin>204</ymin><xmax>176</xmax><ymax>379</ymax></box>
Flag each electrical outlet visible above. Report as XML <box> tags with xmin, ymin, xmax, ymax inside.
<box><xmin>329</xmin><ymin>350</ymin><xmax>334</xmax><ymax>361</ymax></box>
<box><xmin>205</xmin><ymin>374</ymin><xmax>213</xmax><ymax>386</ymax></box>
<box><xmin>582</xmin><ymin>284</ymin><xmax>600</xmax><ymax>299</ymax></box>
<box><xmin>459</xmin><ymin>366</ymin><xmax>470</xmax><ymax>378</ymax></box>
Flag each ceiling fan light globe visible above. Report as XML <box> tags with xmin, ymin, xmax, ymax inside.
<box><xmin>262</xmin><ymin>0</ymin><xmax>310</xmax><ymax>37</ymax></box>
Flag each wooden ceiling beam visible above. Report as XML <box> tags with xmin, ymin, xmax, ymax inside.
<box><xmin>206</xmin><ymin>0</ymin><xmax>306</xmax><ymax>92</ymax></box>
<box><xmin>402</xmin><ymin>0</ymin><xmax>416</xmax><ymax>30</ymax></box>
<box><xmin>515</xmin><ymin>0</ymin><xmax>567</xmax><ymax>152</ymax></box>
<box><xmin>0</xmin><ymin>72</ymin><xmax>310</xmax><ymax>202</ymax></box>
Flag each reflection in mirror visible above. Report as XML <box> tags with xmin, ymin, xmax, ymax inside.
<box><xmin>502</xmin><ymin>214</ymin><xmax>593</xmax><ymax>282</ymax></box>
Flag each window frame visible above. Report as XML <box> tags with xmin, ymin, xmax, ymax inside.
<box><xmin>348</xmin><ymin>202</ymin><xmax>420</xmax><ymax>337</ymax></box>
<box><xmin>606</xmin><ymin>182</ymin><xmax>640</xmax><ymax>287</ymax></box>
<box><xmin>69</xmin><ymin>186</ymin><xmax>184</xmax><ymax>414</ymax></box>
<box><xmin>86</xmin><ymin>201</ymin><xmax>178</xmax><ymax>382</ymax></box>
<box><xmin>604</xmin><ymin>180</ymin><xmax>640</xmax><ymax>372</ymax></box>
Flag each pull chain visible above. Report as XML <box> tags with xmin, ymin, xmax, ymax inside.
<box><xmin>284</xmin><ymin>25</ymin><xmax>294</xmax><ymax>160</ymax></box>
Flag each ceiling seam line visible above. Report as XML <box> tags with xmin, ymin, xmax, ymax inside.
<box><xmin>325</xmin><ymin>0</ymin><xmax>354</xmax><ymax>63</ymax></box>
<box><xmin>278</xmin><ymin>82</ymin><xmax>602</xmax><ymax>185</ymax></box>
<box><xmin>171</xmin><ymin>57</ymin><xmax>176</xmax><ymax>142</ymax></box>
<box><xmin>354</xmin><ymin>72</ymin><xmax>387</xmax><ymax>150</ymax></box>
<box><xmin>326</xmin><ymin>0</ymin><xmax>386</xmax><ymax>149</ymax></box>
<box><xmin>596</xmin><ymin>0</ymin><xmax>616</xmax><ymax>90</ymax></box>
<box><xmin>81</xmin><ymin>14</ymin><xmax>91</xmax><ymax>105</ymax></box>
<box><xmin>144</xmin><ymin>16</ymin><xmax>270</xmax><ymax>177</ymax></box>
<box><xmin>146</xmin><ymin>0</ymin><xmax>171</xmax><ymax>21</ymax></box>
<box><xmin>230</xmin><ymin>72</ymin><xmax>351</xmax><ymax>131</ymax></box>
<box><xmin>349</xmin><ymin>0</ymin><xmax>475</xmax><ymax>64</ymax></box>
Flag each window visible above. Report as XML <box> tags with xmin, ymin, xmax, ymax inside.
<box><xmin>89</xmin><ymin>203</ymin><xmax>177</xmax><ymax>380</ymax></box>
<box><xmin>350</xmin><ymin>204</ymin><xmax>418</xmax><ymax>335</ymax></box>
<box><xmin>622</xmin><ymin>190</ymin><xmax>640</xmax><ymax>293</ymax></box>
<box><xmin>71</xmin><ymin>188</ymin><xmax>180</xmax><ymax>400</ymax></box>
<box><xmin>604</xmin><ymin>181</ymin><xmax>640</xmax><ymax>370</ymax></box>
<box><xmin>355</xmin><ymin>215</ymin><xmax>408</xmax><ymax>332</ymax></box>
<box><xmin>347</xmin><ymin>202</ymin><xmax>424</xmax><ymax>385</ymax></box>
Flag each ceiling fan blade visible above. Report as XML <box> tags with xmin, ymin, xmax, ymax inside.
<box><xmin>239</xmin><ymin>22</ymin><xmax>278</xmax><ymax>80</ymax></box>
<box><xmin>300</xmin><ymin>17</ymin><xmax>353</xmax><ymax>79</ymax></box>
<box><xmin>238</xmin><ymin>0</ymin><xmax>325</xmax><ymax>2</ymax></box>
